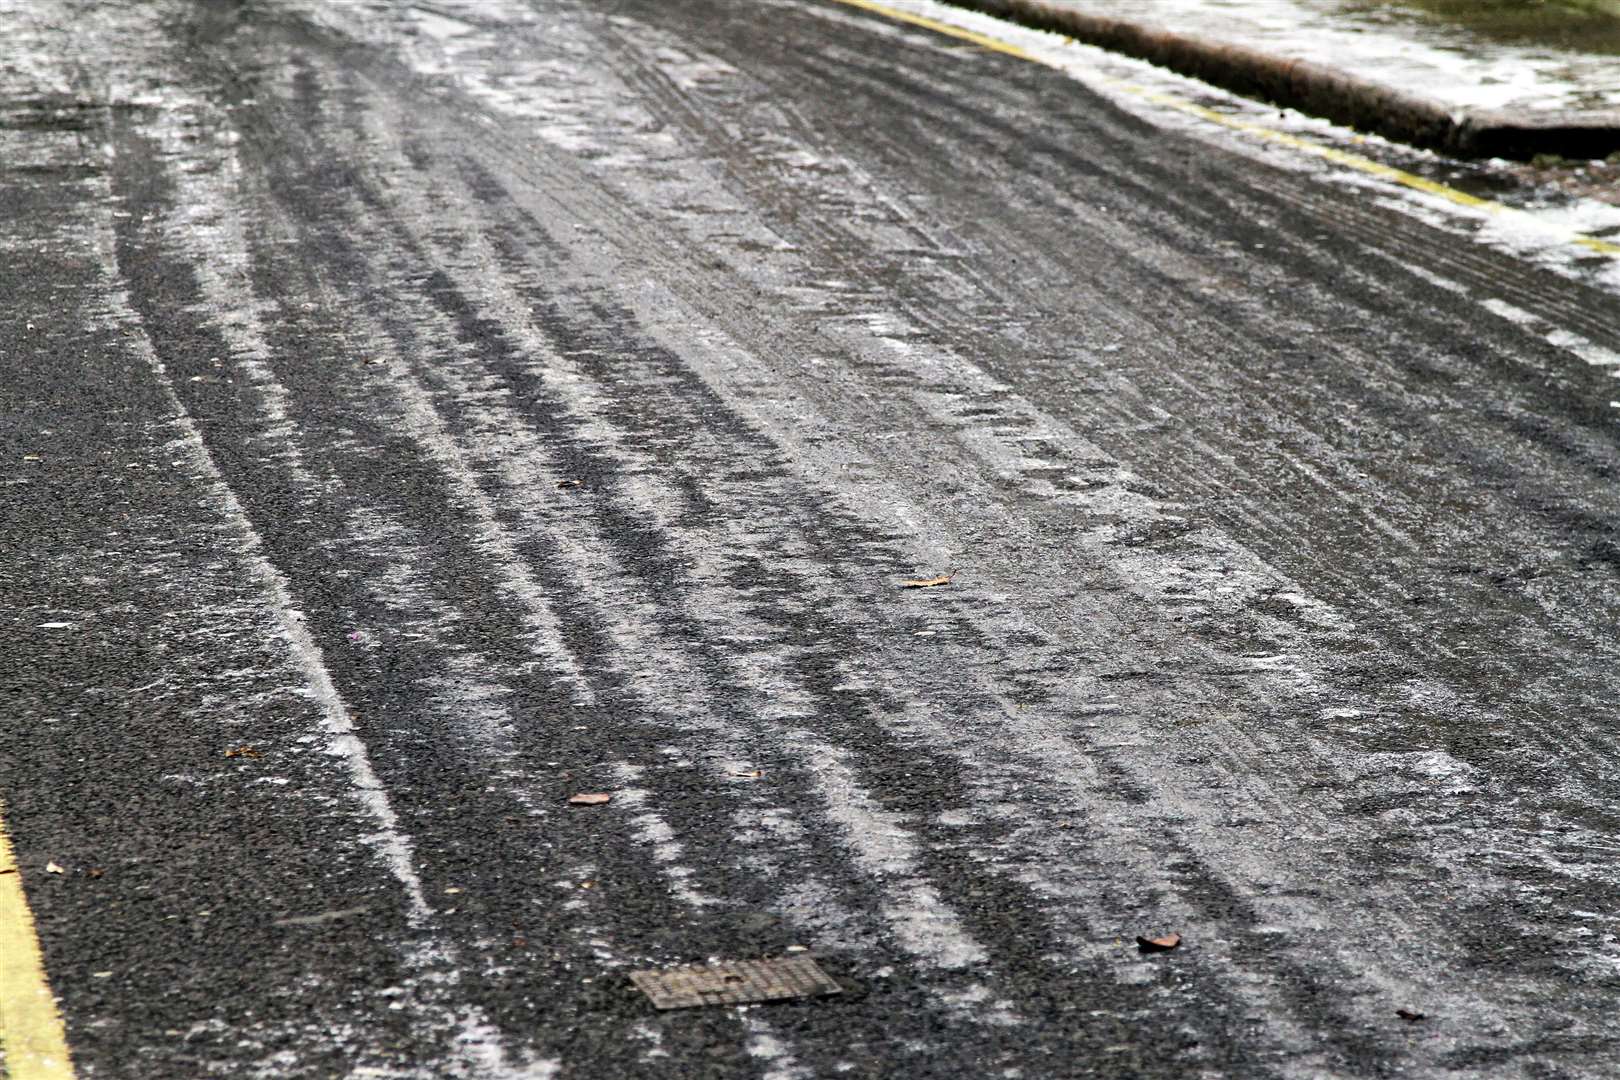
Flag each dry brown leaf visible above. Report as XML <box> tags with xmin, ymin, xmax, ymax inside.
<box><xmin>567</xmin><ymin>792</ymin><xmax>612</xmax><ymax>806</ymax></box>
<box><xmin>1136</xmin><ymin>932</ymin><xmax>1181</xmax><ymax>953</ymax></box>
<box><xmin>88</xmin><ymin>868</ymin><xmax>105</xmax><ymax>879</ymax></box>
<box><xmin>899</xmin><ymin>574</ymin><xmax>952</xmax><ymax>589</ymax></box>
<box><xmin>224</xmin><ymin>746</ymin><xmax>262</xmax><ymax>759</ymax></box>
<box><xmin>1395</xmin><ymin>1008</ymin><xmax>1426</xmax><ymax>1023</ymax></box>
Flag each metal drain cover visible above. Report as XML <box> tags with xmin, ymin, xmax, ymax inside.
<box><xmin>630</xmin><ymin>955</ymin><xmax>842</xmax><ymax>1010</ymax></box>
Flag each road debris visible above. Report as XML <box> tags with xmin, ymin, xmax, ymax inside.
<box><xmin>46</xmin><ymin>861</ymin><xmax>65</xmax><ymax>874</ymax></box>
<box><xmin>224</xmin><ymin>745</ymin><xmax>262</xmax><ymax>759</ymax></box>
<box><xmin>1396</xmin><ymin>1008</ymin><xmax>1427</xmax><ymax>1022</ymax></box>
<box><xmin>1136</xmin><ymin>932</ymin><xmax>1181</xmax><ymax>952</ymax></box>
<box><xmin>567</xmin><ymin>792</ymin><xmax>612</xmax><ymax>806</ymax></box>
<box><xmin>271</xmin><ymin>905</ymin><xmax>370</xmax><ymax>927</ymax></box>
<box><xmin>630</xmin><ymin>955</ymin><xmax>842</xmax><ymax>1010</ymax></box>
<box><xmin>899</xmin><ymin>574</ymin><xmax>952</xmax><ymax>588</ymax></box>
<box><xmin>730</xmin><ymin>768</ymin><xmax>764</xmax><ymax>779</ymax></box>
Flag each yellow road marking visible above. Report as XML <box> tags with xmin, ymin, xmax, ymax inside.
<box><xmin>828</xmin><ymin>0</ymin><xmax>1041</xmax><ymax>62</ymax></box>
<box><xmin>0</xmin><ymin>801</ymin><xmax>76</xmax><ymax>1080</ymax></box>
<box><xmin>1127</xmin><ymin>87</ymin><xmax>1620</xmax><ymax>258</ymax></box>
<box><xmin>825</xmin><ymin>0</ymin><xmax>1620</xmax><ymax>259</ymax></box>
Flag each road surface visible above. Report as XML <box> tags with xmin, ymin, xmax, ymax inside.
<box><xmin>3</xmin><ymin>0</ymin><xmax>1620</xmax><ymax>1077</ymax></box>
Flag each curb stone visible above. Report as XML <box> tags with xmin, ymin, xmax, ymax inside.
<box><xmin>945</xmin><ymin>0</ymin><xmax>1620</xmax><ymax>161</ymax></box>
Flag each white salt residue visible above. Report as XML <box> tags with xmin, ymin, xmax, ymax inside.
<box><xmin>86</xmin><ymin>120</ymin><xmax>560</xmax><ymax>1080</ymax></box>
<box><xmin>360</xmin><ymin>346</ymin><xmax>597</xmax><ymax>704</ymax></box>
<box><xmin>608</xmin><ymin>764</ymin><xmax>717</xmax><ymax>909</ymax></box>
<box><xmin>1482</xmin><ymin>298</ymin><xmax>1620</xmax><ymax>369</ymax></box>
<box><xmin>150</xmin><ymin>104</ymin><xmax>332</xmax><ymax>503</ymax></box>
<box><xmin>793</xmin><ymin>736</ymin><xmax>988</xmax><ymax>971</ymax></box>
<box><xmin>109</xmin><ymin>322</ymin><xmax>434</xmax><ymax>921</ymax></box>
<box><xmin>629</xmin><ymin>1022</ymin><xmax>670</xmax><ymax>1062</ymax></box>
<box><xmin>413</xmin><ymin>9</ymin><xmax>478</xmax><ymax>43</ymax></box>
<box><xmin>742</xmin><ymin>1014</ymin><xmax>815</xmax><ymax>1080</ymax></box>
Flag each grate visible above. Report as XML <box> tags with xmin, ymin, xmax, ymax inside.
<box><xmin>629</xmin><ymin>955</ymin><xmax>842</xmax><ymax>1010</ymax></box>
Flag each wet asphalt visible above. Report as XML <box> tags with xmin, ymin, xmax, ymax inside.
<box><xmin>3</xmin><ymin>0</ymin><xmax>1620</xmax><ymax>1077</ymax></box>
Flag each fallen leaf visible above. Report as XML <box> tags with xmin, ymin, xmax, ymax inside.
<box><xmin>730</xmin><ymin>769</ymin><xmax>764</xmax><ymax>779</ymax></box>
<box><xmin>557</xmin><ymin>479</ymin><xmax>583</xmax><ymax>489</ymax></box>
<box><xmin>578</xmin><ymin>880</ymin><xmax>596</xmax><ymax>889</ymax></box>
<box><xmin>46</xmin><ymin>861</ymin><xmax>65</xmax><ymax>875</ymax></box>
<box><xmin>899</xmin><ymin>574</ymin><xmax>952</xmax><ymax>589</ymax></box>
<box><xmin>1136</xmin><ymin>932</ymin><xmax>1181</xmax><ymax>953</ymax></box>
<box><xmin>88</xmin><ymin>867</ymin><xmax>104</xmax><ymax>879</ymax></box>
<box><xmin>1395</xmin><ymin>1008</ymin><xmax>1426</xmax><ymax>1023</ymax></box>
<box><xmin>224</xmin><ymin>745</ymin><xmax>262</xmax><ymax>759</ymax></box>
<box><xmin>567</xmin><ymin>792</ymin><xmax>612</xmax><ymax>806</ymax></box>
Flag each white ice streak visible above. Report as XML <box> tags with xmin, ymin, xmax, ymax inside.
<box><xmin>800</xmin><ymin>0</ymin><xmax>1620</xmax><ymax>297</ymax></box>
<box><xmin>90</xmin><ymin>272</ymin><xmax>434</xmax><ymax>926</ymax></box>
<box><xmin>742</xmin><ymin>1015</ymin><xmax>816</xmax><ymax>1080</ymax></box>
<box><xmin>267</xmin><ymin>0</ymin><xmax>1609</xmax><ymax>1061</ymax></box>
<box><xmin>609</xmin><ymin>764</ymin><xmax>717</xmax><ymax>910</ymax></box>
<box><xmin>278</xmin><ymin>109</ymin><xmax>1023</xmax><ymax>1044</ymax></box>
<box><xmin>80</xmin><ymin>104</ymin><xmax>562</xmax><ymax>1080</ymax></box>
<box><xmin>310</xmin><ymin>4</ymin><xmax>1473</xmax><ymax>1052</ymax></box>
<box><xmin>791</xmin><ymin>739</ymin><xmax>987</xmax><ymax>971</ymax></box>
<box><xmin>1482</xmin><ymin>297</ymin><xmax>1620</xmax><ymax>369</ymax></box>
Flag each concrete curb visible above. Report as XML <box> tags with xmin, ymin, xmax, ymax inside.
<box><xmin>946</xmin><ymin>0</ymin><xmax>1620</xmax><ymax>161</ymax></box>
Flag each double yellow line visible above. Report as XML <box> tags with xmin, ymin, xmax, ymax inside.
<box><xmin>828</xmin><ymin>0</ymin><xmax>1620</xmax><ymax>259</ymax></box>
<box><xmin>0</xmin><ymin>803</ymin><xmax>75</xmax><ymax>1080</ymax></box>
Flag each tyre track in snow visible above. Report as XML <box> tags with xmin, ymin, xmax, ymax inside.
<box><xmin>88</xmin><ymin>6</ymin><xmax>1357</xmax><ymax>1074</ymax></box>
<box><xmin>6</xmin><ymin>0</ymin><xmax>1620</xmax><ymax>1077</ymax></box>
<box><xmin>194</xmin><ymin>36</ymin><xmax>1263</xmax><ymax>1075</ymax></box>
<box><xmin>603</xmin><ymin>0</ymin><xmax>1620</xmax><ymax>894</ymax></box>
<box><xmin>278</xmin><ymin>0</ymin><xmax>1607</xmax><ymax>1068</ymax></box>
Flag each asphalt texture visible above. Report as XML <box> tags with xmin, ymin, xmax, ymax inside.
<box><xmin>2</xmin><ymin>0</ymin><xmax>1620</xmax><ymax>1077</ymax></box>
